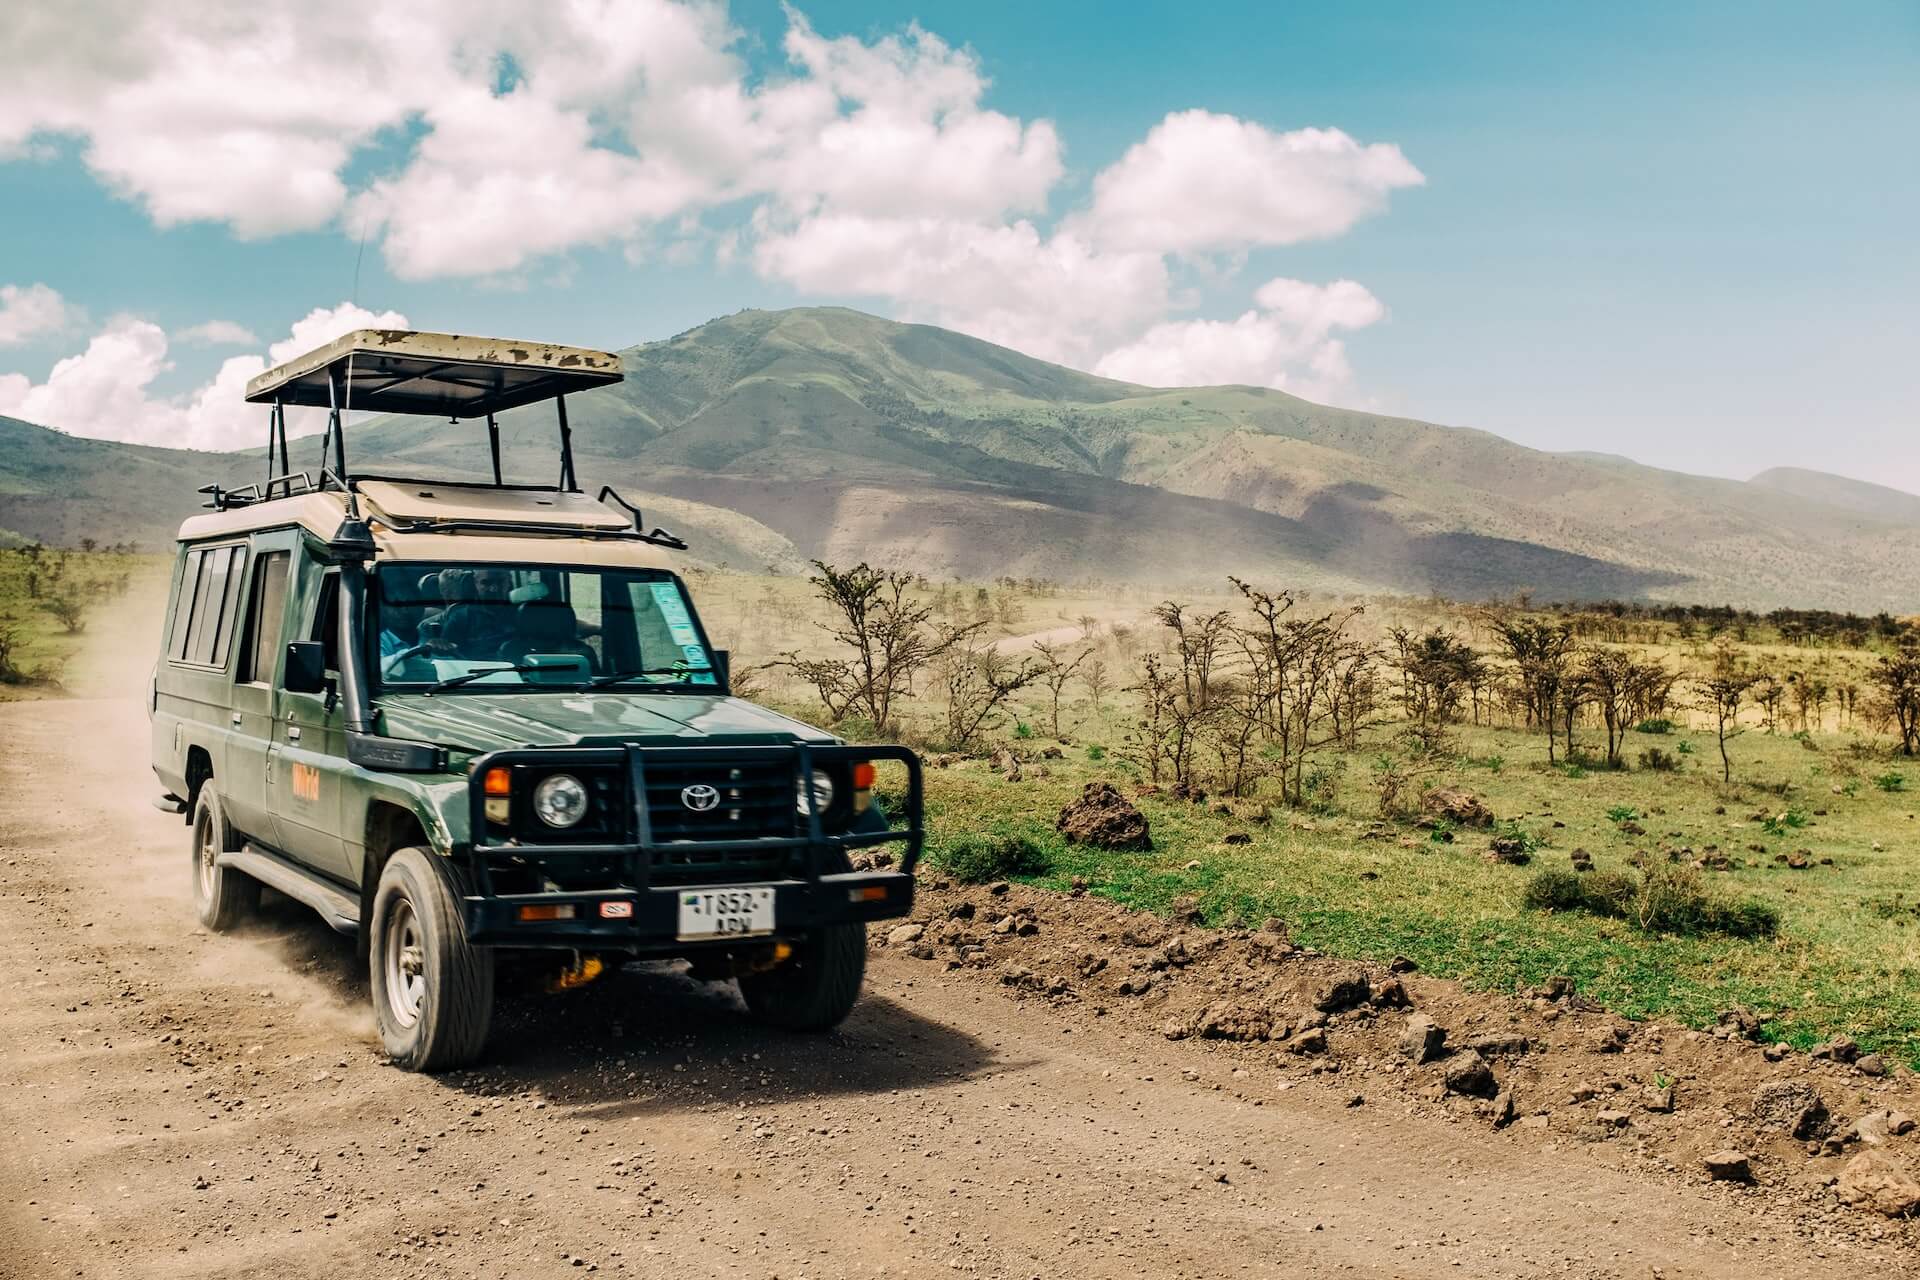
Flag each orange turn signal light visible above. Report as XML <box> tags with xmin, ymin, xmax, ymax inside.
<box><xmin>848</xmin><ymin>885</ymin><xmax>888</xmax><ymax>903</ymax></box>
<box><xmin>851</xmin><ymin>762</ymin><xmax>876</xmax><ymax>790</ymax></box>
<box><xmin>517</xmin><ymin>904</ymin><xmax>577</xmax><ymax>922</ymax></box>
<box><xmin>484</xmin><ymin>767</ymin><xmax>512</xmax><ymax>796</ymax></box>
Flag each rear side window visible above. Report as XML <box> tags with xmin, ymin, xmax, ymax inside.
<box><xmin>167</xmin><ymin>544</ymin><xmax>248</xmax><ymax>668</ymax></box>
<box><xmin>237</xmin><ymin>551</ymin><xmax>291</xmax><ymax>684</ymax></box>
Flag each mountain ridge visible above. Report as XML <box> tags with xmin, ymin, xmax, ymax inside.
<box><xmin>0</xmin><ymin>307</ymin><xmax>1913</xmax><ymax>611</ymax></box>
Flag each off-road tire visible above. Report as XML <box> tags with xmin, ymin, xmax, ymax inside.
<box><xmin>190</xmin><ymin>784</ymin><xmax>259</xmax><ymax>931</ymax></box>
<box><xmin>368</xmin><ymin>847</ymin><xmax>494</xmax><ymax>1072</ymax></box>
<box><xmin>739</xmin><ymin>848</ymin><xmax>867</xmax><ymax>1031</ymax></box>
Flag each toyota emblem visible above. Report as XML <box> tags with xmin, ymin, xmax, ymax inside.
<box><xmin>680</xmin><ymin>783</ymin><xmax>721</xmax><ymax>812</ymax></box>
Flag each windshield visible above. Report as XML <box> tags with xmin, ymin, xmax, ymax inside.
<box><xmin>372</xmin><ymin>562</ymin><xmax>717</xmax><ymax>693</ymax></box>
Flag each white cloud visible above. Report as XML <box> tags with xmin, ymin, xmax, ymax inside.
<box><xmin>1094</xmin><ymin>278</ymin><xmax>1386</xmax><ymax>400</ymax></box>
<box><xmin>0</xmin><ymin>301</ymin><xmax>407</xmax><ymax>451</ymax></box>
<box><xmin>0</xmin><ymin>283</ymin><xmax>79</xmax><ymax>346</ymax></box>
<box><xmin>174</xmin><ymin>319</ymin><xmax>260</xmax><ymax>346</ymax></box>
<box><xmin>1078</xmin><ymin>110</ymin><xmax>1425</xmax><ymax>255</ymax></box>
<box><xmin>2</xmin><ymin>4</ymin><xmax>1421</xmax><ymax>403</ymax></box>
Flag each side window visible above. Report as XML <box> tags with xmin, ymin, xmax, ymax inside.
<box><xmin>311</xmin><ymin>571</ymin><xmax>341</xmax><ymax>674</ymax></box>
<box><xmin>167</xmin><ymin>544</ymin><xmax>248</xmax><ymax>668</ymax></box>
<box><xmin>208</xmin><ymin>547</ymin><xmax>249</xmax><ymax>669</ymax></box>
<box><xmin>236</xmin><ymin>551</ymin><xmax>291</xmax><ymax>685</ymax></box>
<box><xmin>167</xmin><ymin>550</ymin><xmax>205</xmax><ymax>662</ymax></box>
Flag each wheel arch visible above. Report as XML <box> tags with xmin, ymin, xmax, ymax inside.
<box><xmin>361</xmin><ymin>800</ymin><xmax>432</xmax><ymax>935</ymax></box>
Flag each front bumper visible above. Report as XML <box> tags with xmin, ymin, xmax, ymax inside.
<box><xmin>463</xmin><ymin>870</ymin><xmax>915</xmax><ymax>950</ymax></box>
<box><xmin>460</xmin><ymin>742</ymin><xmax>922</xmax><ymax>951</ymax></box>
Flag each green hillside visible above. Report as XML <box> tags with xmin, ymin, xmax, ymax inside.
<box><xmin>1</xmin><ymin>307</ymin><xmax>1915</xmax><ymax>610</ymax></box>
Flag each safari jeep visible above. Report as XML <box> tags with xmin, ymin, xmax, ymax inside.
<box><xmin>149</xmin><ymin>330</ymin><xmax>922</xmax><ymax>1071</ymax></box>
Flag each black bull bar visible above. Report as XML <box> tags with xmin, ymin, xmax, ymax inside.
<box><xmin>460</xmin><ymin>742</ymin><xmax>922</xmax><ymax>949</ymax></box>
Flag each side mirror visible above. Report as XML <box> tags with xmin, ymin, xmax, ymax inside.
<box><xmin>711</xmin><ymin>649</ymin><xmax>731</xmax><ymax>693</ymax></box>
<box><xmin>283</xmin><ymin>641</ymin><xmax>329</xmax><ymax>694</ymax></box>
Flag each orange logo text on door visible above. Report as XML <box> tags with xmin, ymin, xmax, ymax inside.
<box><xmin>291</xmin><ymin>763</ymin><xmax>321</xmax><ymax>804</ymax></box>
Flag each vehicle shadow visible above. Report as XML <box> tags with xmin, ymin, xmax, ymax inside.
<box><xmin>241</xmin><ymin>889</ymin><xmax>1017</xmax><ymax>1113</ymax></box>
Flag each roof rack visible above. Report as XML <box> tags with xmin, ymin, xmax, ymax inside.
<box><xmin>217</xmin><ymin>329</ymin><xmax>645</xmax><ymax>538</ymax></box>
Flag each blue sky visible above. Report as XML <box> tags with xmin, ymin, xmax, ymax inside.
<box><xmin>0</xmin><ymin>0</ymin><xmax>1914</xmax><ymax>487</ymax></box>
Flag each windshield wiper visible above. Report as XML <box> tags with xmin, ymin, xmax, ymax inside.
<box><xmin>424</xmin><ymin>664</ymin><xmax>554</xmax><ymax>694</ymax></box>
<box><xmin>586</xmin><ymin>667</ymin><xmax>696</xmax><ymax>689</ymax></box>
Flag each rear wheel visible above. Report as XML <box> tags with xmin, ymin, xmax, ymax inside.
<box><xmin>189</xmin><ymin>785</ymin><xmax>259</xmax><ymax>931</ymax></box>
<box><xmin>368</xmin><ymin>847</ymin><xmax>494</xmax><ymax>1071</ymax></box>
<box><xmin>738</xmin><ymin>848</ymin><xmax>866</xmax><ymax>1031</ymax></box>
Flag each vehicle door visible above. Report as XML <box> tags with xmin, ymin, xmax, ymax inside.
<box><xmin>268</xmin><ymin>557</ymin><xmax>352</xmax><ymax>880</ymax></box>
<box><xmin>223</xmin><ymin>532</ymin><xmax>299</xmax><ymax>843</ymax></box>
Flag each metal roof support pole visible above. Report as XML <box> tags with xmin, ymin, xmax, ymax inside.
<box><xmin>324</xmin><ymin>364</ymin><xmax>344</xmax><ymax>491</ymax></box>
<box><xmin>556</xmin><ymin>394</ymin><xmax>579</xmax><ymax>493</ymax></box>
<box><xmin>273</xmin><ymin>400</ymin><xmax>289</xmax><ymax>491</ymax></box>
<box><xmin>487</xmin><ymin>412</ymin><xmax>503</xmax><ymax>486</ymax></box>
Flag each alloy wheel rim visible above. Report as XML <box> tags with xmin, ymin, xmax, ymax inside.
<box><xmin>382</xmin><ymin>898</ymin><xmax>427</xmax><ymax>1029</ymax></box>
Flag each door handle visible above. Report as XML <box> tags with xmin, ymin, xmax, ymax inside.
<box><xmin>230</xmin><ymin>712</ymin><xmax>242</xmax><ymax>726</ymax></box>
<box><xmin>287</xmin><ymin>727</ymin><xmax>302</xmax><ymax>742</ymax></box>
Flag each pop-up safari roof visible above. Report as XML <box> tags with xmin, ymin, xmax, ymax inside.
<box><xmin>243</xmin><ymin>329</ymin><xmax>623</xmax><ymax>418</ymax></box>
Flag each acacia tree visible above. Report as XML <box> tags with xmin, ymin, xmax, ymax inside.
<box><xmin>1870</xmin><ymin>629</ymin><xmax>1920</xmax><ymax>755</ymax></box>
<box><xmin>1695</xmin><ymin>640</ymin><xmax>1763</xmax><ymax>782</ymax></box>
<box><xmin>1483</xmin><ymin>613</ymin><xmax>1579</xmax><ymax>762</ymax></box>
<box><xmin>1031</xmin><ymin>639</ymin><xmax>1090</xmax><ymax>737</ymax></box>
<box><xmin>1581</xmin><ymin>648</ymin><xmax>1671</xmax><ymax>767</ymax></box>
<box><xmin>776</xmin><ymin>561</ymin><xmax>978</xmax><ymax>732</ymax></box>
<box><xmin>936</xmin><ymin>634</ymin><xmax>1044</xmax><ymax>751</ymax></box>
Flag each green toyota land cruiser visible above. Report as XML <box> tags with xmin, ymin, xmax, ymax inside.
<box><xmin>149</xmin><ymin>330</ymin><xmax>922</xmax><ymax>1071</ymax></box>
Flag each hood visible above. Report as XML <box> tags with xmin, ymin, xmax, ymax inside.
<box><xmin>373</xmin><ymin>691</ymin><xmax>837</xmax><ymax>755</ymax></box>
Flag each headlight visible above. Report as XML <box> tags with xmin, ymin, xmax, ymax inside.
<box><xmin>797</xmin><ymin>767</ymin><xmax>834</xmax><ymax>816</ymax></box>
<box><xmin>533</xmin><ymin>773</ymin><xmax>589</xmax><ymax>828</ymax></box>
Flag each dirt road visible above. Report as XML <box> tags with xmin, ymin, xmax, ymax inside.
<box><xmin>0</xmin><ymin>689</ymin><xmax>1906</xmax><ymax>1279</ymax></box>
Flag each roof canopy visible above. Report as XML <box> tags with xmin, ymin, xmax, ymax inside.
<box><xmin>243</xmin><ymin>329</ymin><xmax>623</xmax><ymax>417</ymax></box>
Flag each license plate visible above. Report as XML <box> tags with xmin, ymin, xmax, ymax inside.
<box><xmin>676</xmin><ymin>886</ymin><xmax>775</xmax><ymax>941</ymax></box>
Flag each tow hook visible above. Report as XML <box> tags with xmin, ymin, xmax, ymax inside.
<box><xmin>547</xmin><ymin>952</ymin><xmax>606</xmax><ymax>993</ymax></box>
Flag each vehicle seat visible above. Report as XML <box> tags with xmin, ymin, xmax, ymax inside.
<box><xmin>509</xmin><ymin>601</ymin><xmax>595</xmax><ymax>665</ymax></box>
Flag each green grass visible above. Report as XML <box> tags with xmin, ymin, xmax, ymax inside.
<box><xmin>0</xmin><ymin>548</ymin><xmax>157</xmax><ymax>696</ymax></box>
<box><xmin>911</xmin><ymin>721</ymin><xmax>1920</xmax><ymax>1065</ymax></box>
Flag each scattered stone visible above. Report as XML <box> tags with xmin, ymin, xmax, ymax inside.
<box><xmin>1399</xmin><ymin>1014</ymin><xmax>1447</xmax><ymax>1065</ymax></box>
<box><xmin>1115</xmin><ymin>975</ymin><xmax>1155</xmax><ymax>997</ymax></box>
<box><xmin>1569</xmin><ymin>1082</ymin><xmax>1601</xmax><ymax>1103</ymax></box>
<box><xmin>1715</xmin><ymin>1007</ymin><xmax>1765</xmax><ymax>1041</ymax></box>
<box><xmin>989</xmin><ymin>881</ymin><xmax>1010</xmax><ymax>896</ymax></box>
<box><xmin>1704</xmin><ymin>1150</ymin><xmax>1752</xmax><ymax>1182</ymax></box>
<box><xmin>886</xmin><ymin>923</ymin><xmax>925</xmax><ymax>946</ymax></box>
<box><xmin>1056</xmin><ymin>782</ymin><xmax>1152</xmax><ymax>851</ymax></box>
<box><xmin>1222</xmin><ymin>832</ymin><xmax>1252</xmax><ymax>846</ymax></box>
<box><xmin>1813</xmin><ymin>1035</ymin><xmax>1861</xmax><ymax>1064</ymax></box>
<box><xmin>1762</xmin><ymin>1042</ymin><xmax>1791</xmax><ymax>1062</ymax></box>
<box><xmin>1618</xmin><ymin>821</ymin><xmax>1647</xmax><ymax>836</ymax></box>
<box><xmin>1288</xmin><ymin>1026</ymin><xmax>1328</xmax><ymax>1055</ymax></box>
<box><xmin>1853</xmin><ymin>1110</ymin><xmax>1906</xmax><ymax>1146</ymax></box>
<box><xmin>1489</xmin><ymin>1090</ymin><xmax>1516</xmax><ymax>1127</ymax></box>
<box><xmin>1753</xmin><ymin>1080</ymin><xmax>1831</xmax><ymax>1140</ymax></box>
<box><xmin>1313</xmin><ymin>968</ymin><xmax>1372</xmax><ymax>1013</ymax></box>
<box><xmin>1588</xmin><ymin>1024</ymin><xmax>1632</xmax><ymax>1054</ymax></box>
<box><xmin>1120</xmin><ymin>923</ymin><xmax>1165</xmax><ymax>948</ymax></box>
<box><xmin>1569</xmin><ymin>848</ymin><xmax>1594</xmax><ymax>872</ymax></box>
<box><xmin>1857</xmin><ymin>1053</ymin><xmax>1889</xmax><ymax>1078</ymax></box>
<box><xmin>1467</xmin><ymin>1032</ymin><xmax>1530</xmax><ymax>1057</ymax></box>
<box><xmin>946</xmin><ymin>901</ymin><xmax>976</xmax><ymax>920</ymax></box>
<box><xmin>1193</xmin><ymin>1002</ymin><xmax>1278</xmax><ymax>1042</ymax></box>
<box><xmin>1420</xmin><ymin>787</ymin><xmax>1494</xmax><ymax>828</ymax></box>
<box><xmin>1388</xmin><ymin>955</ymin><xmax>1419</xmax><ymax>974</ymax></box>
<box><xmin>1369</xmin><ymin>977</ymin><xmax>1410</xmax><ymax>1008</ymax></box>
<box><xmin>1836</xmin><ymin>1151</ymin><xmax>1920</xmax><ymax>1218</ymax></box>
<box><xmin>1168</xmin><ymin>895</ymin><xmax>1204</xmax><ymax>926</ymax></box>
<box><xmin>1183</xmin><ymin>859</ymin><xmax>1202</xmax><ymax>870</ymax></box>
<box><xmin>1485</xmin><ymin>834</ymin><xmax>1532</xmax><ymax>865</ymax></box>
<box><xmin>1643</xmin><ymin>1085</ymin><xmax>1675</xmax><ymax>1114</ymax></box>
<box><xmin>1596</xmin><ymin>1109</ymin><xmax>1632</xmax><ymax>1129</ymax></box>
<box><xmin>1444</xmin><ymin>1051</ymin><xmax>1496</xmax><ymax>1098</ymax></box>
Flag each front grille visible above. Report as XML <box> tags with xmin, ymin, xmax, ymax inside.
<box><xmin>642</xmin><ymin>758</ymin><xmax>800</xmax><ymax>885</ymax></box>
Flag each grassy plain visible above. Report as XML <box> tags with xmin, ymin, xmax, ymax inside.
<box><xmin>693</xmin><ymin>570</ymin><xmax>1920</xmax><ymax>1065</ymax></box>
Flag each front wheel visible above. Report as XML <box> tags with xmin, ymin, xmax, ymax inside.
<box><xmin>368</xmin><ymin>847</ymin><xmax>495</xmax><ymax>1071</ymax></box>
<box><xmin>190</xmin><ymin>784</ymin><xmax>259</xmax><ymax>931</ymax></box>
<box><xmin>739</xmin><ymin>843</ymin><xmax>867</xmax><ymax>1031</ymax></box>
